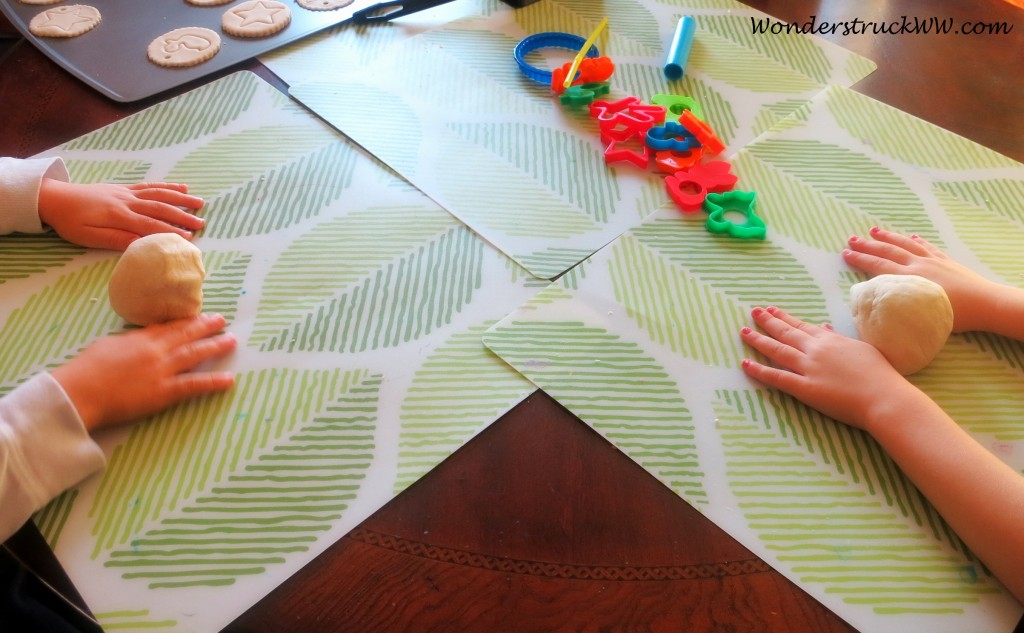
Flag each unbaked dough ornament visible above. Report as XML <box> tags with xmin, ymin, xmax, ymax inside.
<box><xmin>108</xmin><ymin>234</ymin><xmax>205</xmax><ymax>326</ymax></box>
<box><xmin>849</xmin><ymin>274</ymin><xmax>953</xmax><ymax>375</ymax></box>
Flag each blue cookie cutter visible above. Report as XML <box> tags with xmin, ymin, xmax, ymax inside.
<box><xmin>645</xmin><ymin>122</ymin><xmax>700</xmax><ymax>152</ymax></box>
<box><xmin>514</xmin><ymin>32</ymin><xmax>601</xmax><ymax>85</ymax></box>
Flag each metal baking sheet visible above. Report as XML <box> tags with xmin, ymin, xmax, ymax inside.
<box><xmin>0</xmin><ymin>0</ymin><xmax>374</xmax><ymax>102</ymax></box>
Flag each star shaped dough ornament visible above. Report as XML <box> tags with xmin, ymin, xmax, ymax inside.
<box><xmin>222</xmin><ymin>0</ymin><xmax>291</xmax><ymax>38</ymax></box>
<box><xmin>29</xmin><ymin>4</ymin><xmax>101</xmax><ymax>38</ymax></box>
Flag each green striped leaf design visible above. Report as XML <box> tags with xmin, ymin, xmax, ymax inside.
<box><xmin>447</xmin><ymin>122</ymin><xmax>618</xmax><ymax>224</ymax></box>
<box><xmin>614</xmin><ymin>63</ymin><xmax>738</xmax><ymax>146</ymax></box>
<box><xmin>735</xmin><ymin>140</ymin><xmax>938</xmax><ymax>249</ymax></box>
<box><xmin>715</xmin><ymin>389</ymin><xmax>994</xmax><ymax>614</ymax></box>
<box><xmin>289</xmin><ymin>81</ymin><xmax>424</xmax><ymax>174</ymax></box>
<box><xmin>256</xmin><ymin>217</ymin><xmax>484</xmax><ymax>353</ymax></box>
<box><xmin>936</xmin><ymin>187</ymin><xmax>1024</xmax><ymax>287</ymax></box>
<box><xmin>483</xmin><ymin>320</ymin><xmax>705</xmax><ymax>502</ymax></box>
<box><xmin>416</xmin><ymin>29</ymin><xmax>553</xmax><ymax>116</ymax></box>
<box><xmin>395</xmin><ymin>322</ymin><xmax>534</xmax><ymax>493</ymax></box>
<box><xmin>0</xmin><ymin>234</ymin><xmax>83</xmax><ymax>284</ymax></box>
<box><xmin>34</xmin><ymin>489</ymin><xmax>77</xmax><ymax>549</ymax></box>
<box><xmin>251</xmin><ymin>206</ymin><xmax>459</xmax><ymax>345</ymax></box>
<box><xmin>88</xmin><ymin>369</ymin><xmax>376</xmax><ymax>559</ymax></box>
<box><xmin>433</xmin><ymin>128</ymin><xmax>604</xmax><ymax>243</ymax></box>
<box><xmin>753</xmin><ymin>98</ymin><xmax>811</xmax><ymax>137</ymax></box>
<box><xmin>199</xmin><ymin>140</ymin><xmax>359</xmax><ymax>238</ymax></box>
<box><xmin>65</xmin><ymin>159</ymin><xmax>152</xmax><ymax>185</ymax></box>
<box><xmin>661</xmin><ymin>0</ymin><xmax>747</xmax><ymax>9</ymax></box>
<box><xmin>513</xmin><ymin>247</ymin><xmax>598</xmax><ymax>281</ymax></box>
<box><xmin>164</xmin><ymin>124</ymin><xmax>336</xmax><ymax>199</ymax></box>
<box><xmin>700</xmin><ymin>15</ymin><xmax>833</xmax><ymax>85</ymax></box>
<box><xmin>95</xmin><ymin>610</ymin><xmax>179</xmax><ymax>631</ymax></box>
<box><xmin>688</xmin><ymin>17</ymin><xmax>822</xmax><ymax>93</ymax></box>
<box><xmin>516</xmin><ymin>0</ymin><xmax>662</xmax><ymax>56</ymax></box>
<box><xmin>629</xmin><ymin>217</ymin><xmax>829</xmax><ymax>322</ymax></box>
<box><xmin>0</xmin><ymin>259</ymin><xmax>121</xmax><ymax>392</ymax></box>
<box><xmin>844</xmin><ymin>53</ymin><xmax>877</xmax><ymax>85</ymax></box>
<box><xmin>100</xmin><ymin>370</ymin><xmax>380</xmax><ymax>589</ymax></box>
<box><xmin>199</xmin><ymin>251</ymin><xmax>249</xmax><ymax>321</ymax></box>
<box><xmin>610</xmin><ymin>234</ymin><xmax>747</xmax><ymax>367</ymax></box>
<box><xmin>63</xmin><ymin>73</ymin><xmax>259</xmax><ymax>151</ymax></box>
<box><xmin>262</xmin><ymin>22</ymin><xmax>407</xmax><ymax>82</ymax></box>
<box><xmin>826</xmin><ymin>87</ymin><xmax>1019</xmax><ymax>170</ymax></box>
<box><xmin>910</xmin><ymin>336</ymin><xmax>1024</xmax><ymax>441</ymax></box>
<box><xmin>936</xmin><ymin>179</ymin><xmax>1024</xmax><ymax>226</ymax></box>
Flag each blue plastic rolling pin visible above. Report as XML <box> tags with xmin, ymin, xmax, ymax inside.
<box><xmin>664</xmin><ymin>16</ymin><xmax>696</xmax><ymax>81</ymax></box>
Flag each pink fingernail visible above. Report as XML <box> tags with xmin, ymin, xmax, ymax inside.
<box><xmin>848</xmin><ymin>235</ymin><xmax>859</xmax><ymax>243</ymax></box>
<box><xmin>869</xmin><ymin>226</ymin><xmax>882</xmax><ymax>235</ymax></box>
<box><xmin>766</xmin><ymin>306</ymin><xmax>777</xmax><ymax>314</ymax></box>
<box><xmin>741</xmin><ymin>326</ymin><xmax>752</xmax><ymax>335</ymax></box>
<box><xmin>751</xmin><ymin>307</ymin><xmax>763</xmax><ymax>317</ymax></box>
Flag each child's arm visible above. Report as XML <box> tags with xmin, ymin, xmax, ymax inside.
<box><xmin>51</xmin><ymin>313</ymin><xmax>236</xmax><ymax>431</ymax></box>
<box><xmin>38</xmin><ymin>179</ymin><xmax>205</xmax><ymax>251</ymax></box>
<box><xmin>740</xmin><ymin>306</ymin><xmax>1024</xmax><ymax>603</ymax></box>
<box><xmin>0</xmin><ymin>313</ymin><xmax>236</xmax><ymax>542</ymax></box>
<box><xmin>845</xmin><ymin>227</ymin><xmax>1024</xmax><ymax>339</ymax></box>
<box><xmin>1</xmin><ymin>156</ymin><xmax>205</xmax><ymax>250</ymax></box>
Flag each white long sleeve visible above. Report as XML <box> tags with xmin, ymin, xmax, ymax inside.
<box><xmin>0</xmin><ymin>373</ymin><xmax>105</xmax><ymax>542</ymax></box>
<box><xmin>0</xmin><ymin>156</ymin><xmax>69</xmax><ymax>235</ymax></box>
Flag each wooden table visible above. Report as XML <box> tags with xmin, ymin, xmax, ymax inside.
<box><xmin>2</xmin><ymin>1</ymin><xmax>1022</xmax><ymax>630</ymax></box>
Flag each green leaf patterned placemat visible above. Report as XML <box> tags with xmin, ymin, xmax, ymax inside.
<box><xmin>263</xmin><ymin>0</ymin><xmax>875</xmax><ymax>280</ymax></box>
<box><xmin>6</xmin><ymin>71</ymin><xmax>543</xmax><ymax>633</ymax></box>
<box><xmin>483</xmin><ymin>85</ymin><xmax>1024</xmax><ymax>632</ymax></box>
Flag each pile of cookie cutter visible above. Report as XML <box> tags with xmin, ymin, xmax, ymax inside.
<box><xmin>513</xmin><ymin>21</ymin><xmax>766</xmax><ymax>241</ymax></box>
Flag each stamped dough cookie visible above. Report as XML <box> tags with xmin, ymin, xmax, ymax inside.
<box><xmin>222</xmin><ymin>0</ymin><xmax>291</xmax><ymax>38</ymax></box>
<box><xmin>28</xmin><ymin>5</ymin><xmax>101</xmax><ymax>38</ymax></box>
<box><xmin>295</xmin><ymin>0</ymin><xmax>352</xmax><ymax>11</ymax></box>
<box><xmin>148</xmin><ymin>27</ymin><xmax>221</xmax><ymax>68</ymax></box>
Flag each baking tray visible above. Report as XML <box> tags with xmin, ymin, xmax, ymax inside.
<box><xmin>0</xmin><ymin>0</ymin><xmax>376</xmax><ymax>102</ymax></box>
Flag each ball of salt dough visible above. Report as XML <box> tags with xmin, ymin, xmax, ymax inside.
<box><xmin>849</xmin><ymin>274</ymin><xmax>953</xmax><ymax>375</ymax></box>
<box><xmin>108</xmin><ymin>234</ymin><xmax>205</xmax><ymax>326</ymax></box>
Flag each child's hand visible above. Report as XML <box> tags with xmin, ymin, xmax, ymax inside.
<box><xmin>38</xmin><ymin>179</ymin><xmax>205</xmax><ymax>251</ymax></box>
<box><xmin>739</xmin><ymin>306</ymin><xmax>914</xmax><ymax>432</ymax></box>
<box><xmin>51</xmin><ymin>313</ymin><xmax>236</xmax><ymax>432</ymax></box>
<box><xmin>843</xmin><ymin>227</ymin><xmax>1003</xmax><ymax>333</ymax></box>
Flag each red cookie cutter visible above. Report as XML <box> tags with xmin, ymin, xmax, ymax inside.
<box><xmin>679</xmin><ymin>110</ymin><xmax>726</xmax><ymax>156</ymax></box>
<box><xmin>665</xmin><ymin>160</ymin><xmax>737</xmax><ymax>212</ymax></box>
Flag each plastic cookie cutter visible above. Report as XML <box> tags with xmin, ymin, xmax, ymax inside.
<box><xmin>654</xmin><ymin>146</ymin><xmax>704</xmax><ymax>173</ymax></box>
<box><xmin>589</xmin><ymin>97</ymin><xmax>666</xmax><ymax>143</ymax></box>
<box><xmin>664</xmin><ymin>160</ymin><xmax>737</xmax><ymax>212</ymax></box>
<box><xmin>604</xmin><ymin>134</ymin><xmax>651</xmax><ymax>169</ymax></box>
<box><xmin>645</xmin><ymin>122</ymin><xmax>700</xmax><ymax>152</ymax></box>
<box><xmin>679</xmin><ymin>110</ymin><xmax>725</xmax><ymax>156</ymax></box>
<box><xmin>651</xmin><ymin>94</ymin><xmax>704</xmax><ymax>123</ymax></box>
<box><xmin>559</xmin><ymin>81</ymin><xmax>610</xmax><ymax>107</ymax></box>
<box><xmin>703</xmin><ymin>190</ymin><xmax>766</xmax><ymax>240</ymax></box>
<box><xmin>513</xmin><ymin>32</ymin><xmax>600</xmax><ymax>85</ymax></box>
<box><xmin>551</xmin><ymin>56</ymin><xmax>615</xmax><ymax>93</ymax></box>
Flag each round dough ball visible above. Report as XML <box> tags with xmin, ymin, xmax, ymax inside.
<box><xmin>850</xmin><ymin>274</ymin><xmax>953</xmax><ymax>375</ymax></box>
<box><xmin>108</xmin><ymin>234</ymin><xmax>205</xmax><ymax>326</ymax></box>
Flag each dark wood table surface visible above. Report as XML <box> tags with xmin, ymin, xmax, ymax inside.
<box><xmin>2</xmin><ymin>1</ymin><xmax>1022</xmax><ymax>631</ymax></box>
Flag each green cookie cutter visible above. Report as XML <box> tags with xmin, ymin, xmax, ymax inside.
<box><xmin>702</xmin><ymin>190</ymin><xmax>766</xmax><ymax>240</ymax></box>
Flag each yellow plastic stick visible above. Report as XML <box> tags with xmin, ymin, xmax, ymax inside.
<box><xmin>562</xmin><ymin>17</ymin><xmax>608</xmax><ymax>89</ymax></box>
